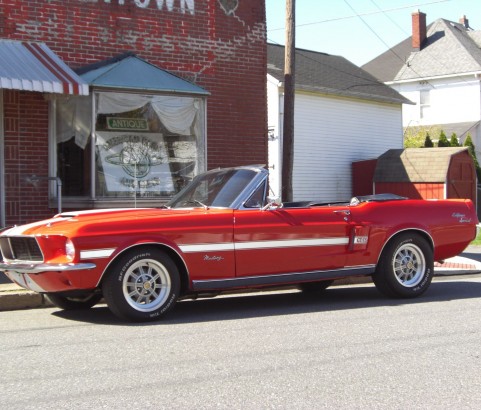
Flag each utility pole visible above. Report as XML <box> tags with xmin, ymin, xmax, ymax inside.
<box><xmin>282</xmin><ymin>0</ymin><xmax>295</xmax><ymax>202</ymax></box>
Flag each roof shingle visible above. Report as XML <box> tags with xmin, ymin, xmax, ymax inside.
<box><xmin>268</xmin><ymin>43</ymin><xmax>410</xmax><ymax>105</ymax></box>
<box><xmin>374</xmin><ymin>147</ymin><xmax>469</xmax><ymax>182</ymax></box>
<box><xmin>363</xmin><ymin>18</ymin><xmax>481</xmax><ymax>82</ymax></box>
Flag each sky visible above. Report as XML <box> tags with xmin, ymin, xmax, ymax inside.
<box><xmin>265</xmin><ymin>0</ymin><xmax>480</xmax><ymax>66</ymax></box>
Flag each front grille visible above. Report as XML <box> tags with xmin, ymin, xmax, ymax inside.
<box><xmin>0</xmin><ymin>237</ymin><xmax>43</xmax><ymax>262</ymax></box>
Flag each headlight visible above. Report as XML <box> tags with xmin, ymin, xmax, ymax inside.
<box><xmin>65</xmin><ymin>239</ymin><xmax>76</xmax><ymax>261</ymax></box>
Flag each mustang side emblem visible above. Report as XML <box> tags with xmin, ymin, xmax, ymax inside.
<box><xmin>204</xmin><ymin>255</ymin><xmax>224</xmax><ymax>262</ymax></box>
<box><xmin>452</xmin><ymin>212</ymin><xmax>472</xmax><ymax>223</ymax></box>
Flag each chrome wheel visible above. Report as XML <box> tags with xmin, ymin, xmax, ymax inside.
<box><xmin>392</xmin><ymin>243</ymin><xmax>426</xmax><ymax>287</ymax></box>
<box><xmin>122</xmin><ymin>258</ymin><xmax>172</xmax><ymax>313</ymax></box>
<box><xmin>373</xmin><ymin>233</ymin><xmax>433</xmax><ymax>298</ymax></box>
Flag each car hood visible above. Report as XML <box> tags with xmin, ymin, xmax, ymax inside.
<box><xmin>1</xmin><ymin>207</ymin><xmax>215</xmax><ymax>236</ymax></box>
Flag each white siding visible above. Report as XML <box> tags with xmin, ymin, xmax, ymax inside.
<box><xmin>267</xmin><ymin>75</ymin><xmax>281</xmax><ymax>197</ymax></box>
<box><xmin>292</xmin><ymin>93</ymin><xmax>403</xmax><ymax>202</ymax></box>
<box><xmin>394</xmin><ymin>76</ymin><xmax>481</xmax><ymax>127</ymax></box>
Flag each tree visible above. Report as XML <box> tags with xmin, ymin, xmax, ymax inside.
<box><xmin>450</xmin><ymin>132</ymin><xmax>459</xmax><ymax>147</ymax></box>
<box><xmin>404</xmin><ymin>125</ymin><xmax>442</xmax><ymax>148</ymax></box>
<box><xmin>404</xmin><ymin>133</ymin><xmax>425</xmax><ymax>148</ymax></box>
<box><xmin>437</xmin><ymin>130</ymin><xmax>450</xmax><ymax>147</ymax></box>
<box><xmin>464</xmin><ymin>133</ymin><xmax>481</xmax><ymax>180</ymax></box>
<box><xmin>424</xmin><ymin>134</ymin><xmax>434</xmax><ymax>147</ymax></box>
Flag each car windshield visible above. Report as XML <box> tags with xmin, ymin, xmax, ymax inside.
<box><xmin>167</xmin><ymin>169</ymin><xmax>258</xmax><ymax>209</ymax></box>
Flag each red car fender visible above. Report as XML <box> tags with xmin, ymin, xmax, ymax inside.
<box><xmin>95</xmin><ymin>236</ymin><xmax>190</xmax><ymax>288</ymax></box>
<box><xmin>375</xmin><ymin>225</ymin><xmax>434</xmax><ymax>264</ymax></box>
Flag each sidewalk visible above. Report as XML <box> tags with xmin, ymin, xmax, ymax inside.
<box><xmin>434</xmin><ymin>255</ymin><xmax>481</xmax><ymax>273</ymax></box>
<box><xmin>1</xmin><ymin>249</ymin><xmax>481</xmax><ymax>311</ymax></box>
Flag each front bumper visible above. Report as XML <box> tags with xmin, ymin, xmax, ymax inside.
<box><xmin>0</xmin><ymin>262</ymin><xmax>98</xmax><ymax>293</ymax></box>
<box><xmin>0</xmin><ymin>262</ymin><xmax>96</xmax><ymax>274</ymax></box>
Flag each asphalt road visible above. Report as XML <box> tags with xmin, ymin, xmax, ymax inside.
<box><xmin>1</xmin><ymin>276</ymin><xmax>481</xmax><ymax>409</ymax></box>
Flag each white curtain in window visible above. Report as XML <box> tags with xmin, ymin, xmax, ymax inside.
<box><xmin>151</xmin><ymin>96</ymin><xmax>199</xmax><ymax>136</ymax></box>
<box><xmin>97</xmin><ymin>93</ymin><xmax>150</xmax><ymax>114</ymax></box>
<box><xmin>98</xmin><ymin>93</ymin><xmax>199</xmax><ymax>137</ymax></box>
<box><xmin>56</xmin><ymin>96</ymin><xmax>92</xmax><ymax>149</ymax></box>
<box><xmin>57</xmin><ymin>93</ymin><xmax>202</xmax><ymax>149</ymax></box>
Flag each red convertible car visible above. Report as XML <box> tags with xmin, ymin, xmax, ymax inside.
<box><xmin>0</xmin><ymin>165</ymin><xmax>478</xmax><ymax>321</ymax></box>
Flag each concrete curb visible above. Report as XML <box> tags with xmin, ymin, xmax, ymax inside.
<box><xmin>0</xmin><ymin>284</ymin><xmax>53</xmax><ymax>311</ymax></box>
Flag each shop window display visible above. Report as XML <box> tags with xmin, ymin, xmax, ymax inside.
<box><xmin>56</xmin><ymin>91</ymin><xmax>206</xmax><ymax>201</ymax></box>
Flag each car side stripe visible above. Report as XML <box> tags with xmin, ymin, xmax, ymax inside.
<box><xmin>179</xmin><ymin>243</ymin><xmax>235</xmax><ymax>253</ymax></box>
<box><xmin>179</xmin><ymin>237</ymin><xmax>348</xmax><ymax>253</ymax></box>
<box><xmin>235</xmin><ymin>237</ymin><xmax>349</xmax><ymax>250</ymax></box>
<box><xmin>80</xmin><ymin>248</ymin><xmax>116</xmax><ymax>259</ymax></box>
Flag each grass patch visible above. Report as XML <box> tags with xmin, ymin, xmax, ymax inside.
<box><xmin>471</xmin><ymin>227</ymin><xmax>481</xmax><ymax>246</ymax></box>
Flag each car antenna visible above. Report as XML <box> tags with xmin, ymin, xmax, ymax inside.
<box><xmin>134</xmin><ymin>163</ymin><xmax>137</xmax><ymax>208</ymax></box>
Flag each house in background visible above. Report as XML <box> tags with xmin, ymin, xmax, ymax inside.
<box><xmin>267</xmin><ymin>43</ymin><xmax>411</xmax><ymax>201</ymax></box>
<box><xmin>363</xmin><ymin>10</ymin><xmax>481</xmax><ymax>149</ymax></box>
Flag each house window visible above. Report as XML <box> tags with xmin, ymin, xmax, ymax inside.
<box><xmin>420</xmin><ymin>89</ymin><xmax>430</xmax><ymax>119</ymax></box>
<box><xmin>55</xmin><ymin>91</ymin><xmax>206</xmax><ymax>203</ymax></box>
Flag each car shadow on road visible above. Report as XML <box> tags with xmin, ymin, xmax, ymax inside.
<box><xmin>51</xmin><ymin>279</ymin><xmax>481</xmax><ymax>325</ymax></box>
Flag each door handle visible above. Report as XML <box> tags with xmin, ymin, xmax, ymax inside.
<box><xmin>334</xmin><ymin>209</ymin><xmax>350</xmax><ymax>221</ymax></box>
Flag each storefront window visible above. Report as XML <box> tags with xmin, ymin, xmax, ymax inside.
<box><xmin>55</xmin><ymin>91</ymin><xmax>206</xmax><ymax>202</ymax></box>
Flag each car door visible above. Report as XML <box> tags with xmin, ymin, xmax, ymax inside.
<box><xmin>233</xmin><ymin>205</ymin><xmax>350</xmax><ymax>277</ymax></box>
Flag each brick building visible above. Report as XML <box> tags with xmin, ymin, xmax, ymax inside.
<box><xmin>0</xmin><ymin>0</ymin><xmax>267</xmax><ymax>226</ymax></box>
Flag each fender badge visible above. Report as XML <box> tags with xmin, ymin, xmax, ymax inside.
<box><xmin>452</xmin><ymin>212</ymin><xmax>472</xmax><ymax>223</ymax></box>
<box><xmin>204</xmin><ymin>255</ymin><xmax>224</xmax><ymax>262</ymax></box>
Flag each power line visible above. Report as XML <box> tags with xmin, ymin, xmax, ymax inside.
<box><xmin>267</xmin><ymin>0</ymin><xmax>451</xmax><ymax>32</ymax></box>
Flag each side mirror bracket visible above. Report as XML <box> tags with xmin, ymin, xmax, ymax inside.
<box><xmin>262</xmin><ymin>196</ymin><xmax>281</xmax><ymax>211</ymax></box>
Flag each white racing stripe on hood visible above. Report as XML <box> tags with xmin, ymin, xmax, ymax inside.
<box><xmin>2</xmin><ymin>217</ymin><xmax>66</xmax><ymax>236</ymax></box>
<box><xmin>59</xmin><ymin>208</ymin><xmax>149</xmax><ymax>217</ymax></box>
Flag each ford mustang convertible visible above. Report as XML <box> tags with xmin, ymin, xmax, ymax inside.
<box><xmin>0</xmin><ymin>165</ymin><xmax>478</xmax><ymax>321</ymax></box>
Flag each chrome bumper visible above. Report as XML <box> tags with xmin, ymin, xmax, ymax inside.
<box><xmin>0</xmin><ymin>262</ymin><xmax>96</xmax><ymax>274</ymax></box>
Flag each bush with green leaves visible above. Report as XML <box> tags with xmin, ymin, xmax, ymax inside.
<box><xmin>424</xmin><ymin>134</ymin><xmax>434</xmax><ymax>147</ymax></box>
<box><xmin>464</xmin><ymin>133</ymin><xmax>481</xmax><ymax>180</ymax></box>
<box><xmin>450</xmin><ymin>132</ymin><xmax>459</xmax><ymax>147</ymax></box>
<box><xmin>437</xmin><ymin>130</ymin><xmax>450</xmax><ymax>147</ymax></box>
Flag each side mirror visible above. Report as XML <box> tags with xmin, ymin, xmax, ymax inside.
<box><xmin>262</xmin><ymin>196</ymin><xmax>281</xmax><ymax>211</ymax></box>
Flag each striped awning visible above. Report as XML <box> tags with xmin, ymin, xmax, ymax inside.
<box><xmin>0</xmin><ymin>40</ymin><xmax>89</xmax><ymax>96</ymax></box>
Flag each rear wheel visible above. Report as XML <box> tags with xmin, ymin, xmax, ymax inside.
<box><xmin>102</xmin><ymin>247</ymin><xmax>180</xmax><ymax>322</ymax></box>
<box><xmin>46</xmin><ymin>292</ymin><xmax>102</xmax><ymax>310</ymax></box>
<box><xmin>373</xmin><ymin>233</ymin><xmax>433</xmax><ymax>298</ymax></box>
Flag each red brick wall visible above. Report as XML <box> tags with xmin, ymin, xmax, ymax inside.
<box><xmin>3</xmin><ymin>90</ymin><xmax>50</xmax><ymax>223</ymax></box>
<box><xmin>1</xmin><ymin>0</ymin><xmax>267</xmax><ymax>224</ymax></box>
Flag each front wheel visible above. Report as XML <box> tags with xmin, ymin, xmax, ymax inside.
<box><xmin>373</xmin><ymin>233</ymin><xmax>433</xmax><ymax>298</ymax></box>
<box><xmin>102</xmin><ymin>248</ymin><xmax>180</xmax><ymax>322</ymax></box>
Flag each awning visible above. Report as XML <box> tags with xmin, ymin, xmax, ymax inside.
<box><xmin>0</xmin><ymin>40</ymin><xmax>89</xmax><ymax>96</ymax></box>
<box><xmin>78</xmin><ymin>53</ymin><xmax>209</xmax><ymax>95</ymax></box>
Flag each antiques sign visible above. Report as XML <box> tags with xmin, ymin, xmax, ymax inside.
<box><xmin>107</xmin><ymin>118</ymin><xmax>149</xmax><ymax>131</ymax></box>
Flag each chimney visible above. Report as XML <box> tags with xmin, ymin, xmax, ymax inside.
<box><xmin>459</xmin><ymin>15</ymin><xmax>470</xmax><ymax>29</ymax></box>
<box><xmin>412</xmin><ymin>10</ymin><xmax>427</xmax><ymax>51</ymax></box>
